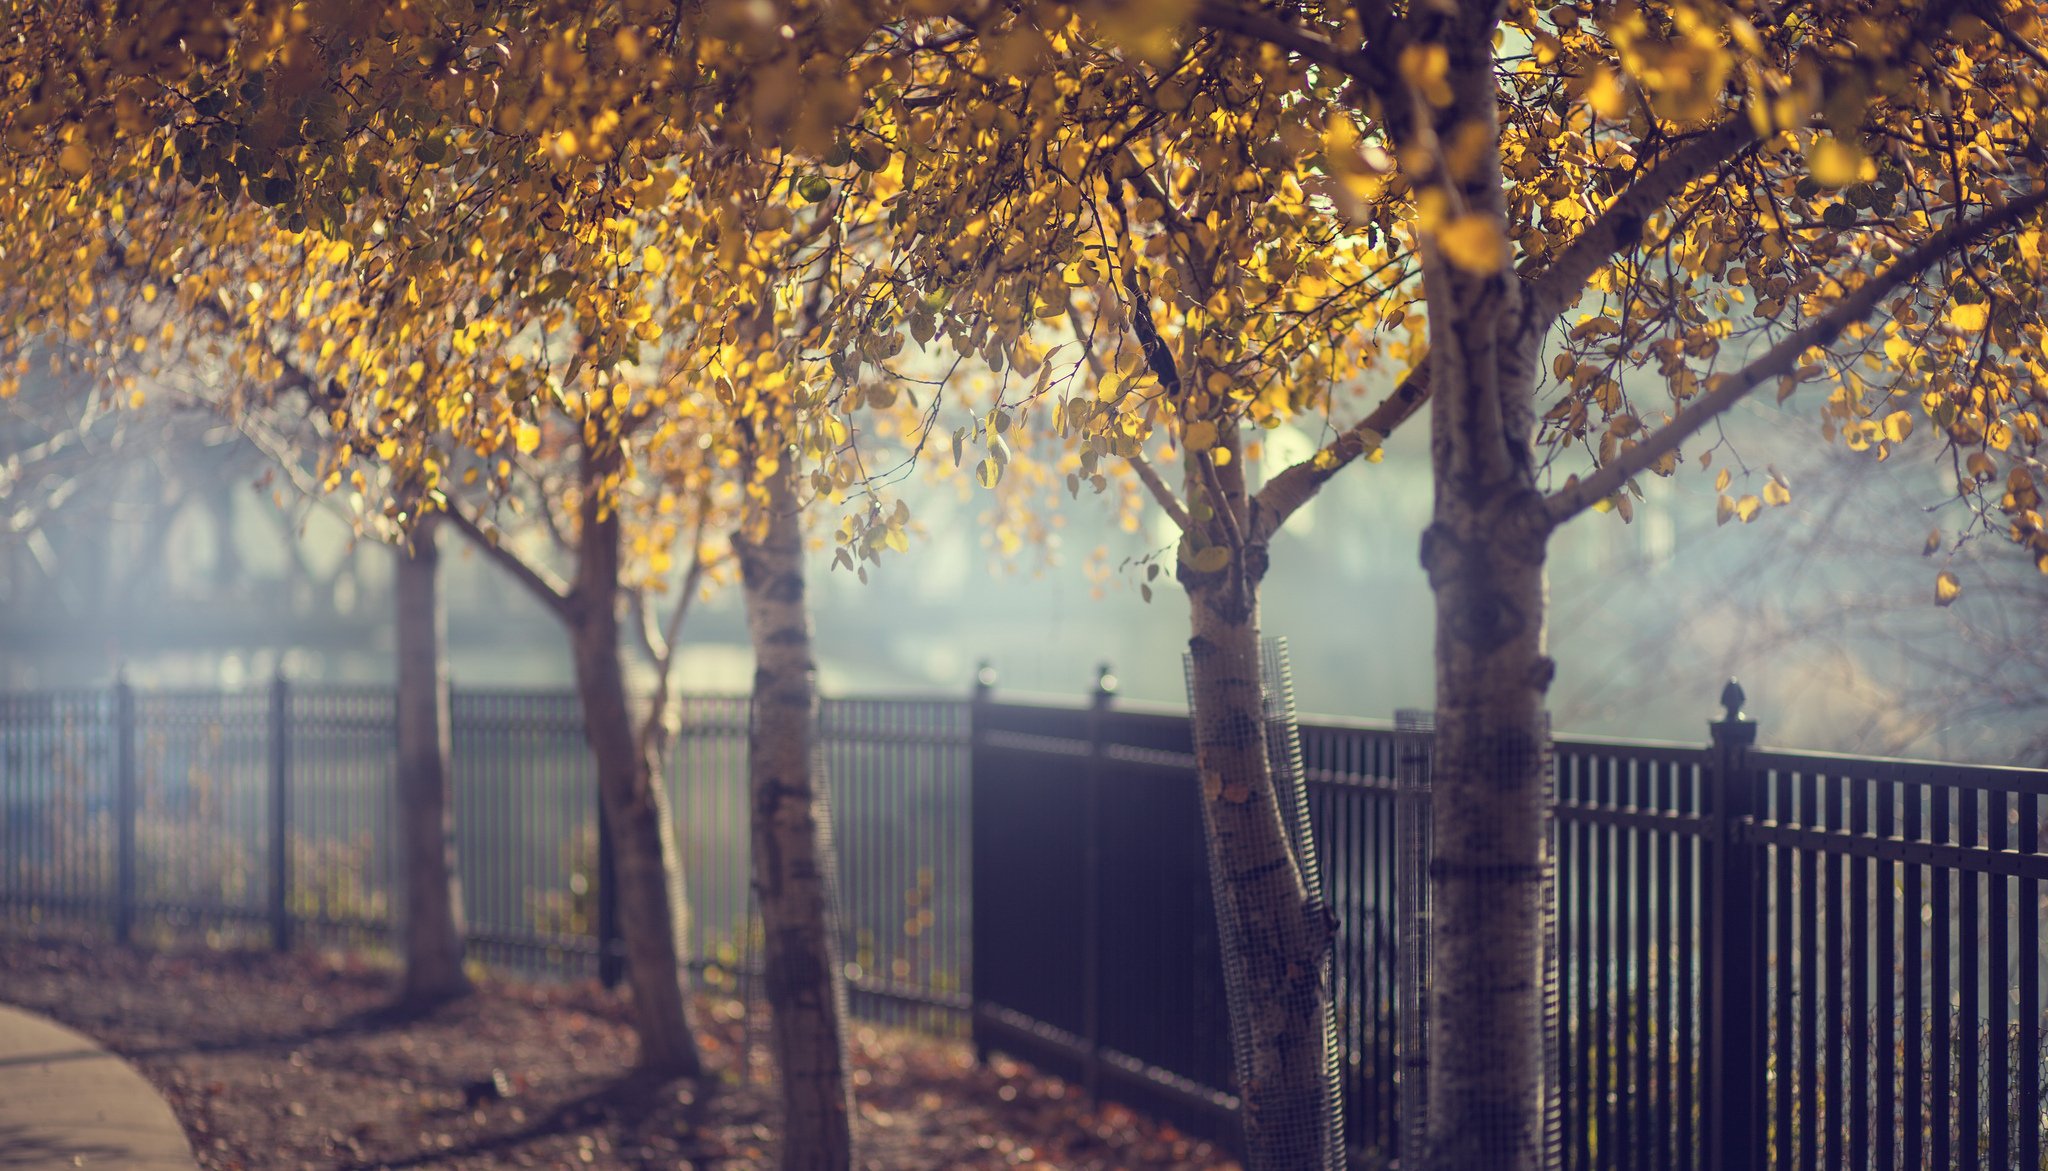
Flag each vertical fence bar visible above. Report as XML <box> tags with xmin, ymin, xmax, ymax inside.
<box><xmin>1931</xmin><ymin>786</ymin><xmax>1952</xmax><ymax>1170</ymax></box>
<box><xmin>1985</xmin><ymin>786</ymin><xmax>2008</xmax><ymax>1171</ymax></box>
<box><xmin>1957</xmin><ymin>785</ymin><xmax>1980</xmax><ymax>1167</ymax></box>
<box><xmin>1849</xmin><ymin>773</ymin><xmax>1872</xmax><ymax>1171</ymax></box>
<box><xmin>2018</xmin><ymin>783</ymin><xmax>2041</xmax><ymax>1171</ymax></box>
<box><xmin>1875</xmin><ymin>769</ymin><xmax>1897</xmax><ymax>1171</ymax></box>
<box><xmin>1704</xmin><ymin>682</ymin><xmax>1760</xmax><ymax>1171</ymax></box>
<box><xmin>968</xmin><ymin>662</ymin><xmax>994</xmax><ymax>1065</ymax></box>
<box><xmin>114</xmin><ymin>676</ymin><xmax>137</xmax><ymax>945</ymax></box>
<box><xmin>1903</xmin><ymin>776</ymin><xmax>1924</xmax><ymax>1171</ymax></box>
<box><xmin>596</xmin><ymin>805</ymin><xmax>622</xmax><ymax>989</ymax></box>
<box><xmin>1081</xmin><ymin>664</ymin><xmax>1113</xmax><ymax>1101</ymax></box>
<box><xmin>1797</xmin><ymin>772</ymin><xmax>1818</xmax><ymax>1171</ymax></box>
<box><xmin>269</xmin><ymin>671</ymin><xmax>292</xmax><ymax>953</ymax></box>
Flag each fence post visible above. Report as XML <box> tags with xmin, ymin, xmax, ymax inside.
<box><xmin>595</xmin><ymin>807</ymin><xmax>622</xmax><ymax>988</ymax></box>
<box><xmin>1082</xmin><ymin>662</ymin><xmax>1116</xmax><ymax>1103</ymax></box>
<box><xmin>269</xmin><ymin>670</ymin><xmax>292</xmax><ymax>953</ymax></box>
<box><xmin>1704</xmin><ymin>680</ymin><xmax>1761</xmax><ymax>1171</ymax></box>
<box><xmin>113</xmin><ymin>673</ymin><xmax>137</xmax><ymax>946</ymax></box>
<box><xmin>968</xmin><ymin>661</ymin><xmax>995</xmax><ymax>1065</ymax></box>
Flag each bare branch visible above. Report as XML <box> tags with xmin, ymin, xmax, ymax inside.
<box><xmin>1130</xmin><ymin>451</ymin><xmax>1195</xmax><ymax>531</ymax></box>
<box><xmin>1545</xmin><ymin>186</ymin><xmax>2048</xmax><ymax>524</ymax></box>
<box><xmin>442</xmin><ymin>501</ymin><xmax>574</xmax><ymax>617</ymax></box>
<box><xmin>1251</xmin><ymin>359</ymin><xmax>1432</xmax><ymax>542</ymax></box>
<box><xmin>638</xmin><ymin>477</ymin><xmax>718</xmax><ymax>758</ymax></box>
<box><xmin>1525</xmin><ymin>120</ymin><xmax>1759</xmax><ymax>322</ymax></box>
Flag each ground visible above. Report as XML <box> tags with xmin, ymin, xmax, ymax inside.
<box><xmin>0</xmin><ymin>929</ymin><xmax>1233</xmax><ymax>1171</ymax></box>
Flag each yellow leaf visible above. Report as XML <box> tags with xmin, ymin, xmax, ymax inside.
<box><xmin>1735</xmin><ymin>494</ymin><xmax>1761</xmax><ymax>523</ymax></box>
<box><xmin>1714</xmin><ymin>467</ymin><xmax>1731</xmax><ymax>492</ymax></box>
<box><xmin>1587</xmin><ymin>68</ymin><xmax>1628</xmax><ymax>120</ymax></box>
<box><xmin>1882</xmin><ymin>410</ymin><xmax>1913</xmax><ymax>443</ymax></box>
<box><xmin>1807</xmin><ymin>137</ymin><xmax>1864</xmax><ymax>187</ymax></box>
<box><xmin>1190</xmin><ymin>545</ymin><xmax>1231</xmax><ymax>573</ymax></box>
<box><xmin>1950</xmin><ymin>302</ymin><xmax>1989</xmax><ymax>332</ymax></box>
<box><xmin>643</xmin><ymin>245</ymin><xmax>666</xmax><ymax>274</ymax></box>
<box><xmin>513</xmin><ymin>420</ymin><xmax>540</xmax><ymax>454</ymax></box>
<box><xmin>58</xmin><ymin>141</ymin><xmax>90</xmax><ymax>177</ymax></box>
<box><xmin>976</xmin><ymin>457</ymin><xmax>1002</xmax><ymax>488</ymax></box>
<box><xmin>1184</xmin><ymin>420</ymin><xmax>1218</xmax><ymax>453</ymax></box>
<box><xmin>1935</xmin><ymin>570</ymin><xmax>1962</xmax><ymax>606</ymax></box>
<box><xmin>1096</xmin><ymin>371</ymin><xmax>1123</xmax><ymax>402</ymax></box>
<box><xmin>1436</xmin><ymin>214</ymin><xmax>1507</xmax><ymax>274</ymax></box>
<box><xmin>1762</xmin><ymin>477</ymin><xmax>1791</xmax><ymax>506</ymax></box>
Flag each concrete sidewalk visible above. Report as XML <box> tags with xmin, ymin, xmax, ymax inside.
<box><xmin>0</xmin><ymin>1002</ymin><xmax>198</xmax><ymax>1169</ymax></box>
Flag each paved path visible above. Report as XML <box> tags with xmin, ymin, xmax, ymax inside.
<box><xmin>0</xmin><ymin>1002</ymin><xmax>198</xmax><ymax>1170</ymax></box>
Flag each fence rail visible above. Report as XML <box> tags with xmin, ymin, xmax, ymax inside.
<box><xmin>2</xmin><ymin>676</ymin><xmax>2043</xmax><ymax>1169</ymax></box>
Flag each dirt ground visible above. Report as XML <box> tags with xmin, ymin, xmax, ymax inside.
<box><xmin>0</xmin><ymin>929</ymin><xmax>1234</xmax><ymax>1171</ymax></box>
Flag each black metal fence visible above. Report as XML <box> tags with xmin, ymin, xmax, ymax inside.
<box><xmin>0</xmin><ymin>679</ymin><xmax>971</xmax><ymax>1031</ymax></box>
<box><xmin>968</xmin><ymin>682</ymin><xmax>2048</xmax><ymax>1170</ymax></box>
<box><xmin>3</xmin><ymin>675</ymin><xmax>2044</xmax><ymax>1169</ymax></box>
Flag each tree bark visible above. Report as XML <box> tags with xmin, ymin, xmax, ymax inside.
<box><xmin>735</xmin><ymin>461</ymin><xmax>853</xmax><ymax>1171</ymax></box>
<box><xmin>1412</xmin><ymin>14</ymin><xmax>1554</xmax><ymax>1162</ymax></box>
<box><xmin>393</xmin><ymin>511</ymin><xmax>473</xmax><ymax>1008</ymax></box>
<box><xmin>1180</xmin><ymin>421</ymin><xmax>1338</xmax><ymax>1171</ymax></box>
<box><xmin>569</xmin><ymin>448</ymin><xmax>704</xmax><ymax>1081</ymax></box>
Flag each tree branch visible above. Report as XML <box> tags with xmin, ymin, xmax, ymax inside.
<box><xmin>1250</xmin><ymin>359</ymin><xmax>1432</xmax><ymax>542</ymax></box>
<box><xmin>1525</xmin><ymin>119</ymin><xmax>1759</xmax><ymax>322</ymax></box>
<box><xmin>1545</xmin><ymin>186</ymin><xmax>2048</xmax><ymax>525</ymax></box>
<box><xmin>443</xmin><ymin>501</ymin><xmax>574</xmax><ymax>617</ymax></box>
<box><xmin>1068</xmin><ymin>301</ymin><xmax>1194</xmax><ymax>531</ymax></box>
<box><xmin>1191</xmin><ymin>0</ymin><xmax>1390</xmax><ymax>92</ymax></box>
<box><xmin>1130</xmin><ymin>451</ymin><xmax>1194</xmax><ymax>530</ymax></box>
<box><xmin>638</xmin><ymin>498</ymin><xmax>718</xmax><ymax>761</ymax></box>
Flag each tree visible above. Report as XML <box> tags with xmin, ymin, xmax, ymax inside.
<box><xmin>1068</xmin><ymin>4</ymin><xmax>2047</xmax><ymax>1167</ymax></box>
<box><xmin>777</xmin><ymin>29</ymin><xmax>1424</xmax><ymax>1165</ymax></box>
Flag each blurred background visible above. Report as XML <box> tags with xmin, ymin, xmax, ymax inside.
<box><xmin>5</xmin><ymin>368</ymin><xmax>2043</xmax><ymax>765</ymax></box>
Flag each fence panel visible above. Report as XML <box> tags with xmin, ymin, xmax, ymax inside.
<box><xmin>290</xmin><ymin>686</ymin><xmax>395</xmax><ymax>951</ymax></box>
<box><xmin>666</xmin><ymin>695</ymin><xmax>752</xmax><ymax>990</ymax></box>
<box><xmin>1550</xmin><ymin>740</ymin><xmax>1707</xmax><ymax>1171</ymax></box>
<box><xmin>0</xmin><ymin>690</ymin><xmax>117</xmax><ymax>923</ymax></box>
<box><xmin>1298</xmin><ymin>721</ymin><xmax>1404</xmax><ymax>1162</ymax></box>
<box><xmin>969</xmin><ymin>698</ymin><xmax>1093</xmax><ymax>1084</ymax></box>
<box><xmin>1749</xmin><ymin>750</ymin><xmax>2048</xmax><ymax>1170</ymax></box>
<box><xmin>450</xmin><ymin>689</ymin><xmax>595</xmax><ymax>977</ymax></box>
<box><xmin>128</xmin><ymin>688</ymin><xmax>272</xmax><ymax>940</ymax></box>
<box><xmin>820</xmin><ymin>697</ymin><xmax>972</xmax><ymax>1032</ymax></box>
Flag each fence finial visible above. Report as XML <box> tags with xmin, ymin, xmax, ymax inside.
<box><xmin>1719</xmin><ymin>678</ymin><xmax>1746</xmax><ymax>722</ymax></box>
<box><xmin>1093</xmin><ymin>662</ymin><xmax>1118</xmax><ymax>702</ymax></box>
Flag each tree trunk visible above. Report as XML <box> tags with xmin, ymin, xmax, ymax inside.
<box><xmin>393</xmin><ymin>511</ymin><xmax>473</xmax><ymax>1008</ymax></box>
<box><xmin>1419</xmin><ymin>483</ymin><xmax>1551</xmax><ymax>1171</ymax></box>
<box><xmin>1180</xmin><ymin>422</ymin><xmax>1338</xmax><ymax>1171</ymax></box>
<box><xmin>1414</xmin><ymin>25</ymin><xmax>1555</xmax><ymax>1151</ymax></box>
<box><xmin>569</xmin><ymin>452</ymin><xmax>704</xmax><ymax>1081</ymax></box>
<box><xmin>735</xmin><ymin>462</ymin><xmax>853</xmax><ymax>1171</ymax></box>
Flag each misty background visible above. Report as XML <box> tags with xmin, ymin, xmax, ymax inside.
<box><xmin>7</xmin><ymin>368</ymin><xmax>2042</xmax><ymax>766</ymax></box>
